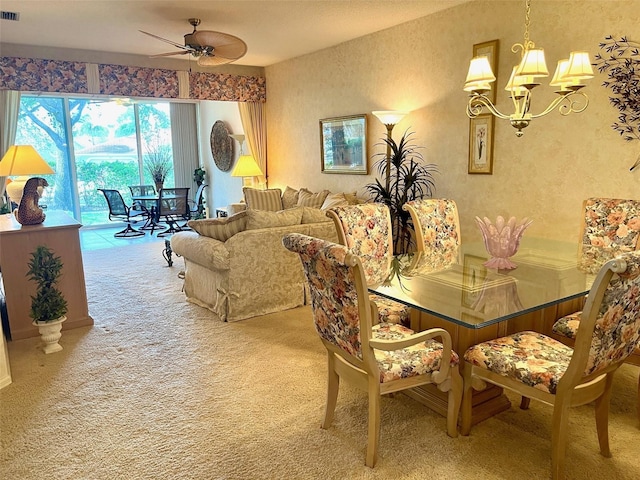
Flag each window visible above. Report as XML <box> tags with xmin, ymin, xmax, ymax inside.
<box><xmin>16</xmin><ymin>96</ymin><xmax>186</xmax><ymax>227</ymax></box>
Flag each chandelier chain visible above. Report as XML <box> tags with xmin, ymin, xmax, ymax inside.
<box><xmin>523</xmin><ymin>0</ymin><xmax>532</xmax><ymax>49</ymax></box>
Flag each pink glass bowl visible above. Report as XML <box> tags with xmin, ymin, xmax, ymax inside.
<box><xmin>475</xmin><ymin>216</ymin><xmax>533</xmax><ymax>270</ymax></box>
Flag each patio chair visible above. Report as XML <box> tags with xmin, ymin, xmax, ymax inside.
<box><xmin>98</xmin><ymin>188</ymin><xmax>147</xmax><ymax>238</ymax></box>
<box><xmin>326</xmin><ymin>203</ymin><xmax>412</xmax><ymax>327</ymax></box>
<box><xmin>283</xmin><ymin>233</ymin><xmax>462</xmax><ymax>468</ymax></box>
<box><xmin>189</xmin><ymin>183</ymin><xmax>207</xmax><ymax>219</ymax></box>
<box><xmin>179</xmin><ymin>183</ymin><xmax>208</xmax><ymax>229</ymax></box>
<box><xmin>128</xmin><ymin>184</ymin><xmax>164</xmax><ymax>231</ymax></box>
<box><xmin>461</xmin><ymin>250</ymin><xmax>640</xmax><ymax>480</ymax></box>
<box><xmin>154</xmin><ymin>187</ymin><xmax>190</xmax><ymax>237</ymax></box>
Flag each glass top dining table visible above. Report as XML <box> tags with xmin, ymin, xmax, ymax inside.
<box><xmin>368</xmin><ymin>237</ymin><xmax>606</xmax><ymax>330</ymax></box>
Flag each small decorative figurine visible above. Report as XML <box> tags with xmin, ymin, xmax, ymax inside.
<box><xmin>16</xmin><ymin>177</ymin><xmax>48</xmax><ymax>225</ymax></box>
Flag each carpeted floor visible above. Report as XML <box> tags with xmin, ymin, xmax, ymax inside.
<box><xmin>1</xmin><ymin>241</ymin><xmax>638</xmax><ymax>480</ymax></box>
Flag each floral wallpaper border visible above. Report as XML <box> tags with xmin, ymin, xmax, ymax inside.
<box><xmin>0</xmin><ymin>57</ymin><xmax>266</xmax><ymax>102</ymax></box>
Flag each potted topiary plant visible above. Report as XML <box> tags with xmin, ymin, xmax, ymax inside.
<box><xmin>365</xmin><ymin>130</ymin><xmax>437</xmax><ymax>254</ymax></box>
<box><xmin>27</xmin><ymin>245</ymin><xmax>68</xmax><ymax>354</ymax></box>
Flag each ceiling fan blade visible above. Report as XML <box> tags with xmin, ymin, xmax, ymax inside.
<box><xmin>150</xmin><ymin>51</ymin><xmax>191</xmax><ymax>58</ymax></box>
<box><xmin>193</xmin><ymin>31</ymin><xmax>247</xmax><ymax>60</ymax></box>
<box><xmin>197</xmin><ymin>55</ymin><xmax>235</xmax><ymax>67</ymax></box>
<box><xmin>211</xmin><ymin>43</ymin><xmax>247</xmax><ymax>61</ymax></box>
<box><xmin>139</xmin><ymin>30</ymin><xmax>190</xmax><ymax>51</ymax></box>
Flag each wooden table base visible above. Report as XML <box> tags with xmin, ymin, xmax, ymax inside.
<box><xmin>404</xmin><ymin>383</ymin><xmax>512</xmax><ymax>425</ymax></box>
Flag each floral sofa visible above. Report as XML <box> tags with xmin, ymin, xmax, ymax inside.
<box><xmin>170</xmin><ymin>186</ymin><xmax>360</xmax><ymax>322</ymax></box>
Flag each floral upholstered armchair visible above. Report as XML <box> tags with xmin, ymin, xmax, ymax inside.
<box><xmin>462</xmin><ymin>251</ymin><xmax>640</xmax><ymax>480</ymax></box>
<box><xmin>555</xmin><ymin>197</ymin><xmax>640</xmax><ymax>337</ymax></box>
<box><xmin>283</xmin><ymin>233</ymin><xmax>462</xmax><ymax>468</ymax></box>
<box><xmin>326</xmin><ymin>203</ymin><xmax>411</xmax><ymax>327</ymax></box>
<box><xmin>552</xmin><ymin>197</ymin><xmax>640</xmax><ymax>422</ymax></box>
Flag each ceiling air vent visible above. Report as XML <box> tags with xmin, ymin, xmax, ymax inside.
<box><xmin>1</xmin><ymin>11</ymin><xmax>20</xmax><ymax>21</ymax></box>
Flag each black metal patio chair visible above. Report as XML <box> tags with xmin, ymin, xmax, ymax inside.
<box><xmin>98</xmin><ymin>188</ymin><xmax>148</xmax><ymax>238</ymax></box>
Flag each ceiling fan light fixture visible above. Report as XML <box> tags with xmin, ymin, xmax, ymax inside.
<box><xmin>141</xmin><ymin>17</ymin><xmax>247</xmax><ymax>67</ymax></box>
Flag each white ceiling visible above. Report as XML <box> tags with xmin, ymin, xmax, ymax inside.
<box><xmin>0</xmin><ymin>0</ymin><xmax>472</xmax><ymax>67</ymax></box>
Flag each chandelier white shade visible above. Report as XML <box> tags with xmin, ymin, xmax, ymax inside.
<box><xmin>464</xmin><ymin>0</ymin><xmax>594</xmax><ymax>136</ymax></box>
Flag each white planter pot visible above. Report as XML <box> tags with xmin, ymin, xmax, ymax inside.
<box><xmin>32</xmin><ymin>316</ymin><xmax>66</xmax><ymax>354</ymax></box>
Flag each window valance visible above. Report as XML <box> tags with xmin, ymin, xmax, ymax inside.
<box><xmin>0</xmin><ymin>57</ymin><xmax>266</xmax><ymax>102</ymax></box>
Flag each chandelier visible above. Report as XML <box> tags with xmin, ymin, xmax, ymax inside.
<box><xmin>464</xmin><ymin>0</ymin><xmax>594</xmax><ymax>136</ymax></box>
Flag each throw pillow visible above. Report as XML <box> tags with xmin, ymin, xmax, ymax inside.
<box><xmin>301</xmin><ymin>206</ymin><xmax>331</xmax><ymax>224</ymax></box>
<box><xmin>243</xmin><ymin>187</ymin><xmax>283</xmax><ymax>211</ymax></box>
<box><xmin>281</xmin><ymin>186</ymin><xmax>300</xmax><ymax>209</ymax></box>
<box><xmin>188</xmin><ymin>211</ymin><xmax>248</xmax><ymax>242</ymax></box>
<box><xmin>297</xmin><ymin>188</ymin><xmax>330</xmax><ymax>208</ymax></box>
<box><xmin>245</xmin><ymin>207</ymin><xmax>303</xmax><ymax>230</ymax></box>
<box><xmin>343</xmin><ymin>191</ymin><xmax>363</xmax><ymax>205</ymax></box>
<box><xmin>321</xmin><ymin>192</ymin><xmax>349</xmax><ymax>210</ymax></box>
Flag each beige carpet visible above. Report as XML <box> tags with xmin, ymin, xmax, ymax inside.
<box><xmin>1</xmin><ymin>241</ymin><xmax>639</xmax><ymax>480</ymax></box>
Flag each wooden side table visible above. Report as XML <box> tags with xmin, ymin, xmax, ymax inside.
<box><xmin>0</xmin><ymin>211</ymin><xmax>94</xmax><ymax>340</ymax></box>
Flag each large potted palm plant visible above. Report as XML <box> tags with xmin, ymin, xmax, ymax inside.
<box><xmin>27</xmin><ymin>245</ymin><xmax>68</xmax><ymax>354</ymax></box>
<box><xmin>365</xmin><ymin>130</ymin><xmax>437</xmax><ymax>254</ymax></box>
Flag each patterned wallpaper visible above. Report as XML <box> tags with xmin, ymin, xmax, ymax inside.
<box><xmin>0</xmin><ymin>57</ymin><xmax>266</xmax><ymax>102</ymax></box>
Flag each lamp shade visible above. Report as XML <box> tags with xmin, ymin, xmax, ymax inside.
<box><xmin>515</xmin><ymin>48</ymin><xmax>549</xmax><ymax>78</ymax></box>
<box><xmin>564</xmin><ymin>51</ymin><xmax>594</xmax><ymax>80</ymax></box>
<box><xmin>504</xmin><ymin>66</ymin><xmax>529</xmax><ymax>97</ymax></box>
<box><xmin>465</xmin><ymin>56</ymin><xmax>496</xmax><ymax>86</ymax></box>
<box><xmin>231</xmin><ymin>155</ymin><xmax>263</xmax><ymax>178</ymax></box>
<box><xmin>0</xmin><ymin>145</ymin><xmax>54</xmax><ymax>176</ymax></box>
<box><xmin>372</xmin><ymin>111</ymin><xmax>409</xmax><ymax>126</ymax></box>
<box><xmin>550</xmin><ymin>59</ymin><xmax>571</xmax><ymax>88</ymax></box>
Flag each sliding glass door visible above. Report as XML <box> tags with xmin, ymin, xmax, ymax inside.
<box><xmin>16</xmin><ymin>96</ymin><xmax>180</xmax><ymax>227</ymax></box>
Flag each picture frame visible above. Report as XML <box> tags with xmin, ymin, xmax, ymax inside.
<box><xmin>461</xmin><ymin>254</ymin><xmax>487</xmax><ymax>308</ymax></box>
<box><xmin>473</xmin><ymin>39</ymin><xmax>500</xmax><ymax>103</ymax></box>
<box><xmin>320</xmin><ymin>114</ymin><xmax>367</xmax><ymax>174</ymax></box>
<box><xmin>468</xmin><ymin>113</ymin><xmax>495</xmax><ymax>174</ymax></box>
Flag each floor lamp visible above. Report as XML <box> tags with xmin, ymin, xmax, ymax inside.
<box><xmin>371</xmin><ymin>111</ymin><xmax>409</xmax><ymax>191</ymax></box>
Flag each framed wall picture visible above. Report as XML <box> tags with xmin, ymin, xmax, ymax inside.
<box><xmin>320</xmin><ymin>114</ymin><xmax>367</xmax><ymax>174</ymax></box>
<box><xmin>468</xmin><ymin>113</ymin><xmax>494</xmax><ymax>174</ymax></box>
<box><xmin>473</xmin><ymin>39</ymin><xmax>500</xmax><ymax>103</ymax></box>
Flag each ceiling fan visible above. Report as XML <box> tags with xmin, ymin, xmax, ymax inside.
<box><xmin>140</xmin><ymin>18</ymin><xmax>247</xmax><ymax>67</ymax></box>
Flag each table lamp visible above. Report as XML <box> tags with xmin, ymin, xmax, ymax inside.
<box><xmin>0</xmin><ymin>145</ymin><xmax>54</xmax><ymax>207</ymax></box>
<box><xmin>231</xmin><ymin>154</ymin><xmax>263</xmax><ymax>188</ymax></box>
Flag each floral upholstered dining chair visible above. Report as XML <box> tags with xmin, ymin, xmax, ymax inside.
<box><xmin>552</xmin><ymin>198</ymin><xmax>640</xmax><ymax>421</ymax></box>
<box><xmin>462</xmin><ymin>251</ymin><xmax>640</xmax><ymax>480</ymax></box>
<box><xmin>327</xmin><ymin>203</ymin><xmax>411</xmax><ymax>327</ymax></box>
<box><xmin>577</xmin><ymin>197</ymin><xmax>640</xmax><ymax>274</ymax></box>
<box><xmin>402</xmin><ymin>198</ymin><xmax>461</xmax><ymax>270</ymax></box>
<box><xmin>283</xmin><ymin>233</ymin><xmax>462</xmax><ymax>468</ymax></box>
